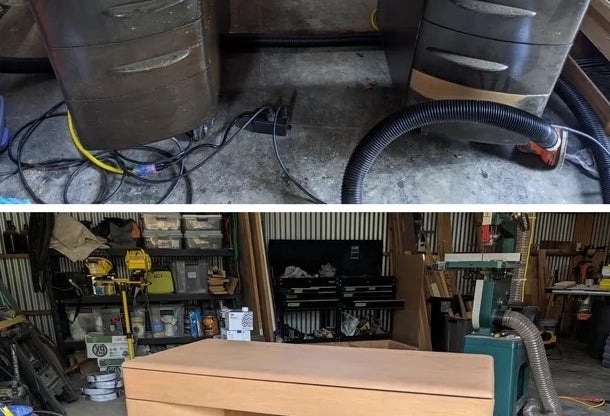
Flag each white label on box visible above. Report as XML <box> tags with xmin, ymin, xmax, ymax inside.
<box><xmin>187</xmin><ymin>271</ymin><xmax>197</xmax><ymax>279</ymax></box>
<box><xmin>221</xmin><ymin>329</ymin><xmax>251</xmax><ymax>341</ymax></box>
<box><xmin>86</xmin><ymin>341</ymin><xmax>129</xmax><ymax>359</ymax></box>
<box><xmin>224</xmin><ymin>310</ymin><xmax>255</xmax><ymax>331</ymax></box>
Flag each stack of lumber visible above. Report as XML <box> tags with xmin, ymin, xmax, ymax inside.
<box><xmin>423</xmin><ymin>252</ymin><xmax>453</xmax><ymax>299</ymax></box>
<box><xmin>563</xmin><ymin>0</ymin><xmax>610</xmax><ymax>135</ymax></box>
<box><xmin>207</xmin><ymin>270</ymin><xmax>239</xmax><ymax>296</ymax></box>
<box><xmin>237</xmin><ymin>213</ymin><xmax>275</xmax><ymax>342</ymax></box>
<box><xmin>388</xmin><ymin>214</ymin><xmax>432</xmax><ymax>351</ymax></box>
<box><xmin>582</xmin><ymin>0</ymin><xmax>610</xmax><ymax>62</ymax></box>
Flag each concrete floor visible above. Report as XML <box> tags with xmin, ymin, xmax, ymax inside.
<box><xmin>0</xmin><ymin>0</ymin><xmax>604</xmax><ymax>204</ymax></box>
<box><xmin>61</xmin><ymin>338</ymin><xmax>610</xmax><ymax>416</ymax></box>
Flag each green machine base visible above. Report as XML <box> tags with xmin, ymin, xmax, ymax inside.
<box><xmin>463</xmin><ymin>335</ymin><xmax>529</xmax><ymax>416</ymax></box>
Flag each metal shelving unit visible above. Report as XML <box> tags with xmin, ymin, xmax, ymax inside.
<box><xmin>47</xmin><ymin>214</ymin><xmax>241</xmax><ymax>362</ymax></box>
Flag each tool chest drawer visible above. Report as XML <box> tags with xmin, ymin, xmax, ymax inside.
<box><xmin>423</xmin><ymin>0</ymin><xmax>589</xmax><ymax>45</ymax></box>
<box><xmin>342</xmin><ymin>299</ymin><xmax>405</xmax><ymax>309</ymax></box>
<box><xmin>341</xmin><ymin>276</ymin><xmax>397</xmax><ymax>300</ymax></box>
<box><xmin>279</xmin><ymin>299</ymin><xmax>341</xmax><ymax>311</ymax></box>
<box><xmin>29</xmin><ymin>0</ymin><xmax>203</xmax><ymax>47</ymax></box>
<box><xmin>51</xmin><ymin>20</ymin><xmax>211</xmax><ymax>101</ymax></box>
<box><xmin>277</xmin><ymin>277</ymin><xmax>337</xmax><ymax>291</ymax></box>
<box><xmin>414</xmin><ymin>21</ymin><xmax>571</xmax><ymax>95</ymax></box>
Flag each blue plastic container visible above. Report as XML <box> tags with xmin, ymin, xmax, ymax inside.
<box><xmin>8</xmin><ymin>405</ymin><xmax>34</xmax><ymax>416</ymax></box>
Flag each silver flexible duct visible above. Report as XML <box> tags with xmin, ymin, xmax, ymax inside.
<box><xmin>502</xmin><ymin>311</ymin><xmax>562</xmax><ymax>416</ymax></box>
<box><xmin>509</xmin><ymin>226</ymin><xmax>530</xmax><ymax>304</ymax></box>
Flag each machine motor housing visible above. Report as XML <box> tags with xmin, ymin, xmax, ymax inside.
<box><xmin>378</xmin><ymin>0</ymin><xmax>591</xmax><ymax>145</ymax></box>
<box><xmin>29</xmin><ymin>0</ymin><xmax>230</xmax><ymax>150</ymax></box>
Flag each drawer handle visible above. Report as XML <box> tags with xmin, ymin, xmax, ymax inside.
<box><xmin>105</xmin><ymin>0</ymin><xmax>186</xmax><ymax>18</ymax></box>
<box><xmin>113</xmin><ymin>49</ymin><xmax>191</xmax><ymax>73</ymax></box>
<box><xmin>426</xmin><ymin>48</ymin><xmax>508</xmax><ymax>72</ymax></box>
<box><xmin>451</xmin><ymin>0</ymin><xmax>537</xmax><ymax>17</ymax></box>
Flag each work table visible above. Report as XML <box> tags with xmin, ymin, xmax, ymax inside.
<box><xmin>123</xmin><ymin>339</ymin><xmax>495</xmax><ymax>416</ymax></box>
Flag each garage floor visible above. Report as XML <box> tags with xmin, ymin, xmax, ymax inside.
<box><xmin>61</xmin><ymin>338</ymin><xmax>610</xmax><ymax>416</ymax></box>
<box><xmin>0</xmin><ymin>0</ymin><xmax>604</xmax><ymax>204</ymax></box>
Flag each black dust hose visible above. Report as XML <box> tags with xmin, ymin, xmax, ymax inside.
<box><xmin>341</xmin><ymin>100</ymin><xmax>559</xmax><ymax>204</ymax></box>
<box><xmin>0</xmin><ymin>57</ymin><xmax>53</xmax><ymax>74</ymax></box>
<box><xmin>554</xmin><ymin>77</ymin><xmax>610</xmax><ymax>204</ymax></box>
<box><xmin>222</xmin><ymin>32</ymin><xmax>383</xmax><ymax>50</ymax></box>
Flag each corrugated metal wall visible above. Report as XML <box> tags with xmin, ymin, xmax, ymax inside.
<box><xmin>0</xmin><ymin>212</ymin><xmax>156</xmax><ymax>341</ymax></box>
<box><xmin>2</xmin><ymin>211</ymin><xmax>609</xmax><ymax>340</ymax></box>
<box><xmin>262</xmin><ymin>212</ymin><xmax>610</xmax><ymax>296</ymax></box>
<box><xmin>592</xmin><ymin>213</ymin><xmax>610</xmax><ymax>247</ymax></box>
<box><xmin>0</xmin><ymin>213</ymin><xmax>55</xmax><ymax>340</ymax></box>
<box><xmin>532</xmin><ymin>213</ymin><xmax>576</xmax><ymax>282</ymax></box>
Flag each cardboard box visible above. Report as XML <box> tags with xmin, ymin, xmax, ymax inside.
<box><xmin>224</xmin><ymin>309</ymin><xmax>254</xmax><ymax>331</ymax></box>
<box><xmin>98</xmin><ymin>357</ymin><xmax>126</xmax><ymax>376</ymax></box>
<box><xmin>79</xmin><ymin>359</ymin><xmax>99</xmax><ymax>375</ymax></box>
<box><xmin>221</xmin><ymin>328</ymin><xmax>251</xmax><ymax>341</ymax></box>
<box><xmin>85</xmin><ymin>333</ymin><xmax>129</xmax><ymax>359</ymax></box>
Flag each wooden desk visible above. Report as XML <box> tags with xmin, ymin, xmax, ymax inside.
<box><xmin>123</xmin><ymin>339</ymin><xmax>494</xmax><ymax>416</ymax></box>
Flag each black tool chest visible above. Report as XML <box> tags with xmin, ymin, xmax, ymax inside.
<box><xmin>275</xmin><ymin>276</ymin><xmax>404</xmax><ymax>342</ymax></box>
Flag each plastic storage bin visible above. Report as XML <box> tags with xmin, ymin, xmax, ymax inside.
<box><xmin>143</xmin><ymin>230</ymin><xmax>182</xmax><ymax>249</ymax></box>
<box><xmin>171</xmin><ymin>260</ymin><xmax>209</xmax><ymax>293</ymax></box>
<box><xmin>149</xmin><ymin>304</ymin><xmax>185</xmax><ymax>337</ymax></box>
<box><xmin>182</xmin><ymin>214</ymin><xmax>222</xmax><ymax>231</ymax></box>
<box><xmin>66</xmin><ymin>307</ymin><xmax>103</xmax><ymax>341</ymax></box>
<box><xmin>140</xmin><ymin>213</ymin><xmax>181</xmax><ymax>231</ymax></box>
<box><xmin>184</xmin><ymin>231</ymin><xmax>223</xmax><ymax>249</ymax></box>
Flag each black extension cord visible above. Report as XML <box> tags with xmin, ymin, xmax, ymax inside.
<box><xmin>2</xmin><ymin>102</ymin><xmax>324</xmax><ymax>204</ymax></box>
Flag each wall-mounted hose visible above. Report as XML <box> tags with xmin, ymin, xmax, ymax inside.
<box><xmin>554</xmin><ymin>78</ymin><xmax>610</xmax><ymax>204</ymax></box>
<box><xmin>341</xmin><ymin>100</ymin><xmax>559</xmax><ymax>204</ymax></box>
<box><xmin>502</xmin><ymin>310</ymin><xmax>563</xmax><ymax>416</ymax></box>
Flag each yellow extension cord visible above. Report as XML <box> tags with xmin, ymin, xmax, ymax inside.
<box><xmin>67</xmin><ymin>112</ymin><xmax>125</xmax><ymax>174</ymax></box>
<box><xmin>559</xmin><ymin>396</ymin><xmax>606</xmax><ymax>410</ymax></box>
<box><xmin>0</xmin><ymin>405</ymin><xmax>14</xmax><ymax>416</ymax></box>
<box><xmin>370</xmin><ymin>9</ymin><xmax>379</xmax><ymax>32</ymax></box>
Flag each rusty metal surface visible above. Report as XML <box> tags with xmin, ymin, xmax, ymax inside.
<box><xmin>28</xmin><ymin>0</ymin><xmax>203</xmax><ymax>47</ymax></box>
<box><xmin>414</xmin><ymin>21</ymin><xmax>572</xmax><ymax>97</ymax></box>
<box><xmin>424</xmin><ymin>0</ymin><xmax>591</xmax><ymax>45</ymax></box>
<box><xmin>68</xmin><ymin>70</ymin><xmax>217</xmax><ymax>150</ymax></box>
<box><xmin>50</xmin><ymin>20</ymin><xmax>212</xmax><ymax>100</ymax></box>
<box><xmin>29</xmin><ymin>0</ymin><xmax>223</xmax><ymax>150</ymax></box>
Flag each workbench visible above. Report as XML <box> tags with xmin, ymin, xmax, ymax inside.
<box><xmin>123</xmin><ymin>339</ymin><xmax>495</xmax><ymax>416</ymax></box>
<box><xmin>545</xmin><ymin>284</ymin><xmax>610</xmax><ymax>297</ymax></box>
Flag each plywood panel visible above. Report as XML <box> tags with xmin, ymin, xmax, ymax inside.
<box><xmin>392</xmin><ymin>254</ymin><xmax>426</xmax><ymax>347</ymax></box>
<box><xmin>127</xmin><ymin>400</ymin><xmax>270</xmax><ymax>416</ymax></box>
<box><xmin>582</xmin><ymin>6</ymin><xmax>610</xmax><ymax>61</ymax></box>
<box><xmin>124</xmin><ymin>339</ymin><xmax>493</xmax><ymax>399</ymax></box>
<box><xmin>249</xmin><ymin>213</ymin><xmax>275</xmax><ymax>341</ymax></box>
<box><xmin>127</xmin><ymin>400</ymin><xmax>225</xmax><ymax>416</ymax></box>
<box><xmin>237</xmin><ymin>213</ymin><xmax>264</xmax><ymax>337</ymax></box>
<box><xmin>124</xmin><ymin>369</ymin><xmax>494</xmax><ymax>416</ymax></box>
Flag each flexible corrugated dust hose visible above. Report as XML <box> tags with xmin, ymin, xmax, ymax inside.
<box><xmin>502</xmin><ymin>311</ymin><xmax>563</xmax><ymax>416</ymax></box>
<box><xmin>341</xmin><ymin>100</ymin><xmax>559</xmax><ymax>203</ymax></box>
